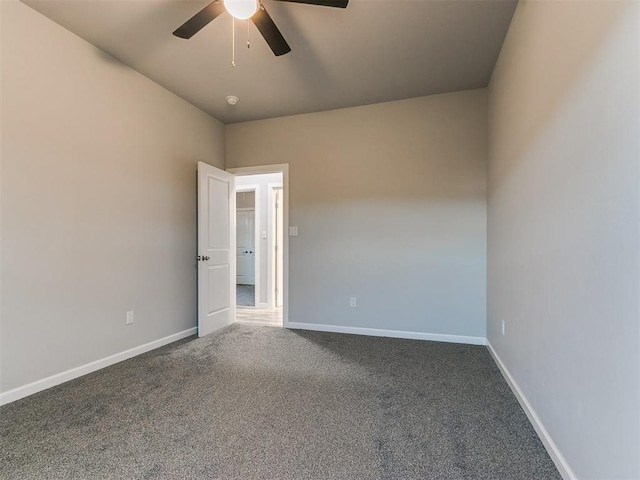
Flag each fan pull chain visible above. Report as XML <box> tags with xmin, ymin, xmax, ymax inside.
<box><xmin>232</xmin><ymin>17</ymin><xmax>236</xmax><ymax>67</ymax></box>
<box><xmin>247</xmin><ymin>19</ymin><xmax>250</xmax><ymax>49</ymax></box>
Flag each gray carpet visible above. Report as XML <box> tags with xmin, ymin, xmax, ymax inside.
<box><xmin>236</xmin><ymin>284</ymin><xmax>255</xmax><ymax>306</ymax></box>
<box><xmin>0</xmin><ymin>325</ymin><xmax>561</xmax><ymax>480</ymax></box>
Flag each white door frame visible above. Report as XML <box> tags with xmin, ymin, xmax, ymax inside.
<box><xmin>227</xmin><ymin>165</ymin><xmax>290</xmax><ymax>327</ymax></box>
<box><xmin>268</xmin><ymin>184</ymin><xmax>283</xmax><ymax>308</ymax></box>
<box><xmin>235</xmin><ymin>185</ymin><xmax>260</xmax><ymax>305</ymax></box>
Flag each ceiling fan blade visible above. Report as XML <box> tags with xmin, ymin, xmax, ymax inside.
<box><xmin>173</xmin><ymin>1</ymin><xmax>226</xmax><ymax>39</ymax></box>
<box><xmin>273</xmin><ymin>0</ymin><xmax>348</xmax><ymax>8</ymax></box>
<box><xmin>251</xmin><ymin>5</ymin><xmax>291</xmax><ymax>56</ymax></box>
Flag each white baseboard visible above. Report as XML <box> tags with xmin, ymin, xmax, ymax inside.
<box><xmin>486</xmin><ymin>341</ymin><xmax>576</xmax><ymax>480</ymax></box>
<box><xmin>286</xmin><ymin>322</ymin><xmax>486</xmax><ymax>346</ymax></box>
<box><xmin>0</xmin><ymin>327</ymin><xmax>197</xmax><ymax>406</ymax></box>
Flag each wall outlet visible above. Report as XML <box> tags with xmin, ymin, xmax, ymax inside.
<box><xmin>126</xmin><ymin>310</ymin><xmax>134</xmax><ymax>325</ymax></box>
<box><xmin>501</xmin><ymin>319</ymin><xmax>505</xmax><ymax>336</ymax></box>
<box><xmin>350</xmin><ymin>297</ymin><xmax>357</xmax><ymax>308</ymax></box>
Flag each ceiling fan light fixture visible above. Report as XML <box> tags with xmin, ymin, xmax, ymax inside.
<box><xmin>224</xmin><ymin>0</ymin><xmax>259</xmax><ymax>20</ymax></box>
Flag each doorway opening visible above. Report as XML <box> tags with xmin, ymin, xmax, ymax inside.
<box><xmin>232</xmin><ymin>170</ymin><xmax>285</xmax><ymax>327</ymax></box>
<box><xmin>236</xmin><ymin>189</ymin><xmax>256</xmax><ymax>307</ymax></box>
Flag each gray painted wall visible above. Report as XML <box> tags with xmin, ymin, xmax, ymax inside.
<box><xmin>487</xmin><ymin>1</ymin><xmax>640</xmax><ymax>478</ymax></box>
<box><xmin>0</xmin><ymin>1</ymin><xmax>224</xmax><ymax>393</ymax></box>
<box><xmin>226</xmin><ymin>90</ymin><xmax>487</xmax><ymax>339</ymax></box>
<box><xmin>236</xmin><ymin>191</ymin><xmax>256</xmax><ymax>209</ymax></box>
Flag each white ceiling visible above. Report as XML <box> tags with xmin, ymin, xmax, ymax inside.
<box><xmin>22</xmin><ymin>0</ymin><xmax>517</xmax><ymax>124</ymax></box>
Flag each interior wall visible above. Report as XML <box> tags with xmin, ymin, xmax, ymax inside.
<box><xmin>226</xmin><ymin>90</ymin><xmax>487</xmax><ymax>339</ymax></box>
<box><xmin>236</xmin><ymin>191</ymin><xmax>255</xmax><ymax>209</ymax></box>
<box><xmin>236</xmin><ymin>173</ymin><xmax>283</xmax><ymax>306</ymax></box>
<box><xmin>0</xmin><ymin>1</ymin><xmax>224</xmax><ymax>394</ymax></box>
<box><xmin>487</xmin><ymin>1</ymin><xmax>640</xmax><ymax>478</ymax></box>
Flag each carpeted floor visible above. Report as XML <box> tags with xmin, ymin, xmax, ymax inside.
<box><xmin>236</xmin><ymin>284</ymin><xmax>255</xmax><ymax>306</ymax></box>
<box><xmin>0</xmin><ymin>325</ymin><xmax>561</xmax><ymax>480</ymax></box>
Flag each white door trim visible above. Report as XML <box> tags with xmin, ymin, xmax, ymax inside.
<box><xmin>268</xmin><ymin>183</ymin><xmax>283</xmax><ymax>308</ymax></box>
<box><xmin>227</xmin><ymin>165</ymin><xmax>290</xmax><ymax>327</ymax></box>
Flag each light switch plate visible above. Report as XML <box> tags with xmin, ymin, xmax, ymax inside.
<box><xmin>289</xmin><ymin>227</ymin><xmax>299</xmax><ymax>236</ymax></box>
<box><xmin>261</xmin><ymin>231</ymin><xmax>267</xmax><ymax>239</ymax></box>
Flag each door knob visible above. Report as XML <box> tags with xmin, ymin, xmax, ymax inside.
<box><xmin>203</xmin><ymin>256</ymin><xmax>210</xmax><ymax>261</ymax></box>
<box><xmin>197</xmin><ymin>255</ymin><xmax>202</xmax><ymax>261</ymax></box>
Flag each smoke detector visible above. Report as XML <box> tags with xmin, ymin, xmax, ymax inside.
<box><xmin>225</xmin><ymin>95</ymin><xmax>239</xmax><ymax>106</ymax></box>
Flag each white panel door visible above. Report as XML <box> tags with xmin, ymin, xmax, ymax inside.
<box><xmin>236</xmin><ymin>210</ymin><xmax>255</xmax><ymax>285</ymax></box>
<box><xmin>198</xmin><ymin>162</ymin><xmax>235</xmax><ymax>337</ymax></box>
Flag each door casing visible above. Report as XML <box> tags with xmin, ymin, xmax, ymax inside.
<box><xmin>227</xmin><ymin>165</ymin><xmax>289</xmax><ymax>327</ymax></box>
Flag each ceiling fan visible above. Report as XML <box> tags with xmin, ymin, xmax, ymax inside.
<box><xmin>173</xmin><ymin>0</ymin><xmax>349</xmax><ymax>56</ymax></box>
